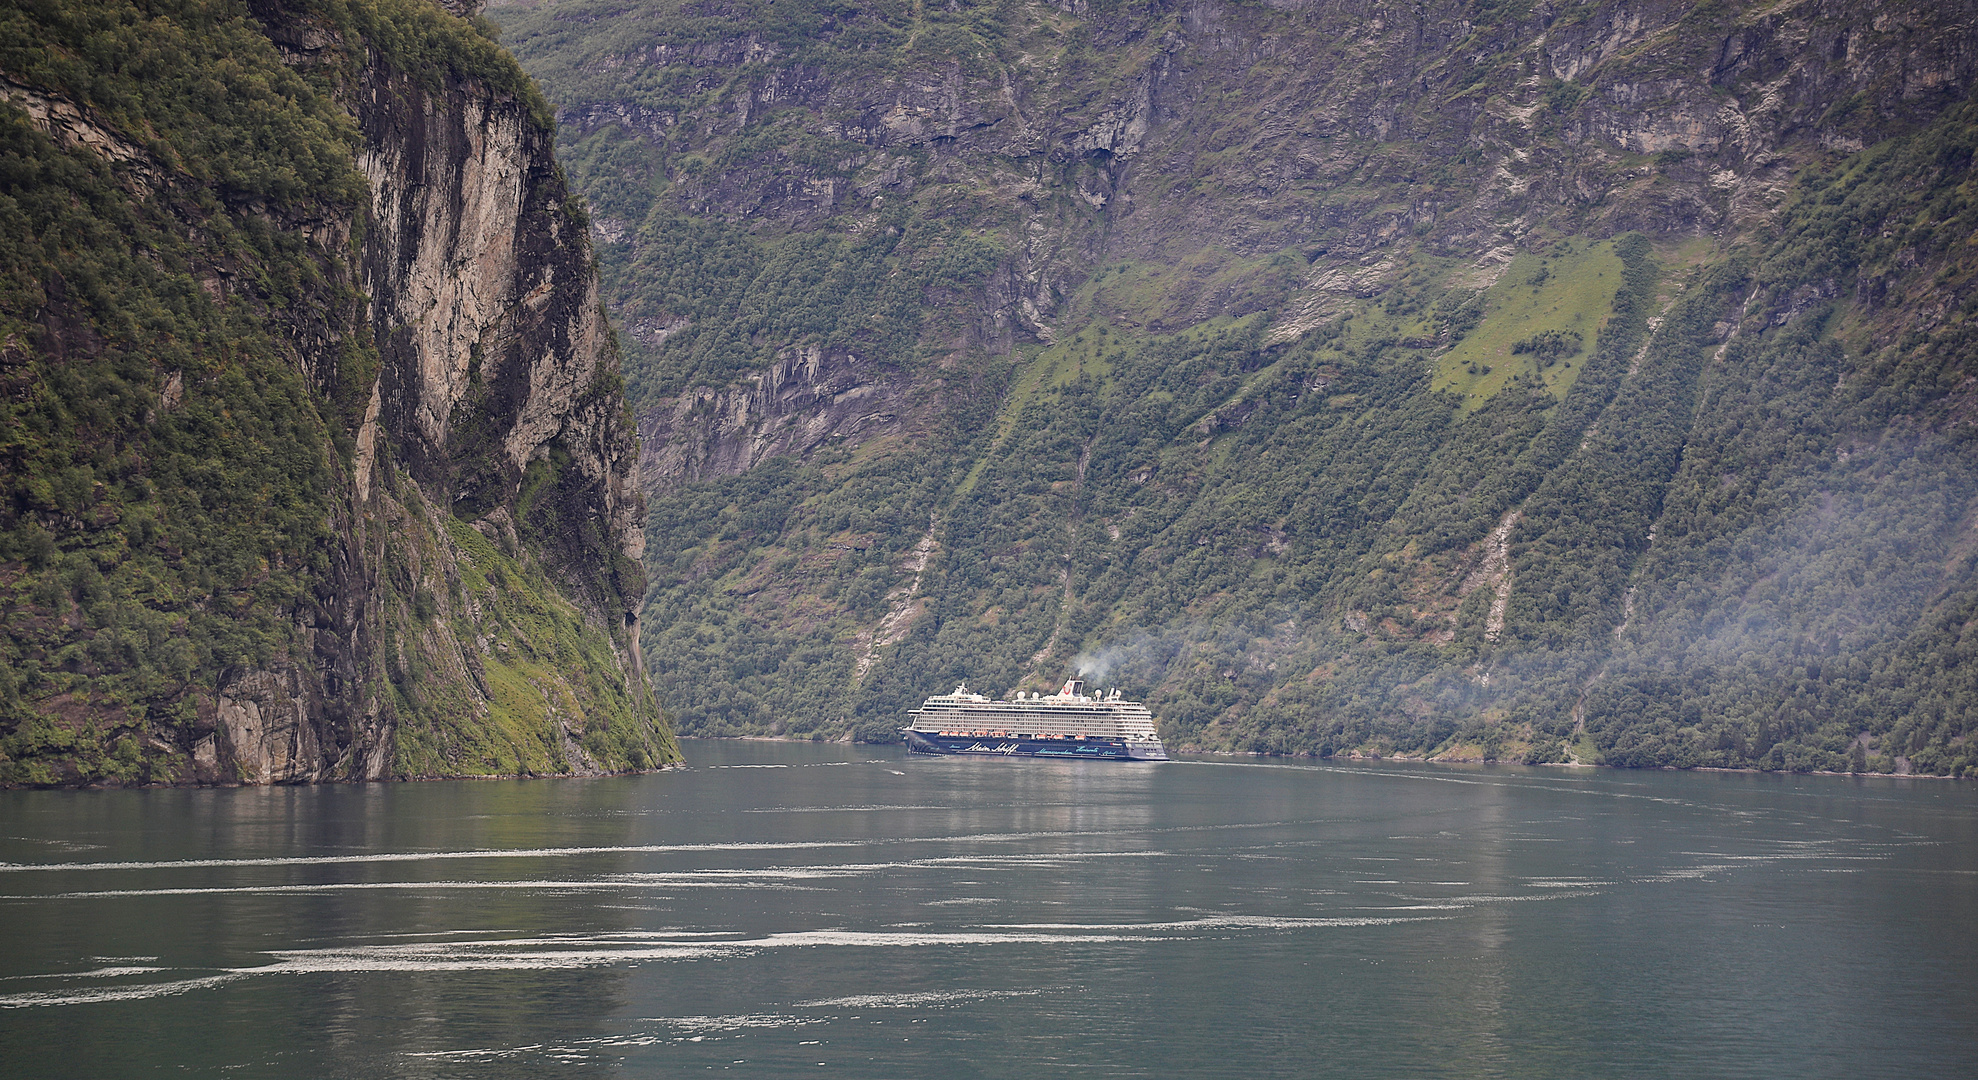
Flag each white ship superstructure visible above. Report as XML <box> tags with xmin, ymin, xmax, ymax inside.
<box><xmin>904</xmin><ymin>678</ymin><xmax>1167</xmax><ymax>760</ymax></box>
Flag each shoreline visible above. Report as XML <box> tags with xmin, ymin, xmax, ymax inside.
<box><xmin>673</xmin><ymin>734</ymin><xmax>1970</xmax><ymax>780</ymax></box>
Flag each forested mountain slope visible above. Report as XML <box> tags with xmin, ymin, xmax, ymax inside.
<box><xmin>0</xmin><ymin>0</ymin><xmax>677</xmax><ymax>785</ymax></box>
<box><xmin>495</xmin><ymin>0</ymin><xmax>1978</xmax><ymax>774</ymax></box>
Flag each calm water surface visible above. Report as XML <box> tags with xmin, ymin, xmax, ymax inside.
<box><xmin>1</xmin><ymin>741</ymin><xmax>1974</xmax><ymax>1078</ymax></box>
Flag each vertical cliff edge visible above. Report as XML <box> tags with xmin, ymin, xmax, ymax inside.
<box><xmin>0</xmin><ymin>0</ymin><xmax>677</xmax><ymax>785</ymax></box>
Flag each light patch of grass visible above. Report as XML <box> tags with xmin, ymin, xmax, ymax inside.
<box><xmin>1076</xmin><ymin>248</ymin><xmax>1307</xmax><ymax>331</ymax></box>
<box><xmin>1166</xmin><ymin>313</ymin><xmax>1259</xmax><ymax>345</ymax></box>
<box><xmin>477</xmin><ymin>655</ymin><xmax>569</xmax><ymax>774</ymax></box>
<box><xmin>948</xmin><ymin>309</ymin><xmax>1161</xmax><ymax>499</ymax></box>
<box><xmin>1435</xmin><ymin>239</ymin><xmax>1624</xmax><ymax>412</ymax></box>
<box><xmin>953</xmin><ymin>305</ymin><xmax>1265</xmax><ymax>501</ymax></box>
<box><xmin>390</xmin><ymin>513</ymin><xmax>673</xmax><ymax>776</ymax></box>
<box><xmin>1664</xmin><ymin>235</ymin><xmax>1720</xmax><ymax>266</ymax></box>
<box><xmin>1078</xmin><ymin>258</ymin><xmax>1169</xmax><ymax>322</ymax></box>
<box><xmin>845</xmin><ymin>432</ymin><xmax>911</xmax><ymax>468</ymax></box>
<box><xmin>952</xmin><ymin>346</ymin><xmax>1061</xmax><ymax>499</ymax></box>
<box><xmin>1038</xmin><ymin>327</ymin><xmax>1122</xmax><ymax>388</ymax></box>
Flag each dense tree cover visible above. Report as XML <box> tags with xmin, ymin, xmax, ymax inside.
<box><xmin>497</xmin><ymin>0</ymin><xmax>1978</xmax><ymax>774</ymax></box>
<box><xmin>623</xmin><ymin>104</ymin><xmax>1977</xmax><ymax>774</ymax></box>
<box><xmin>0</xmin><ymin>0</ymin><xmax>366</xmax><ymax>782</ymax></box>
<box><xmin>0</xmin><ymin>0</ymin><xmax>665</xmax><ymax>784</ymax></box>
<box><xmin>1584</xmin><ymin>103</ymin><xmax>1978</xmax><ymax>775</ymax></box>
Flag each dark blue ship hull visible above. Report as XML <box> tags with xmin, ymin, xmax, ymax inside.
<box><xmin>904</xmin><ymin>729</ymin><xmax>1136</xmax><ymax>760</ymax></box>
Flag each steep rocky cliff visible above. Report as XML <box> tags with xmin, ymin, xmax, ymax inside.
<box><xmin>0</xmin><ymin>0</ymin><xmax>676</xmax><ymax>785</ymax></box>
<box><xmin>497</xmin><ymin>0</ymin><xmax>1977</xmax><ymax>774</ymax></box>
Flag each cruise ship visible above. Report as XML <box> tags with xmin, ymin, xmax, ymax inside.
<box><xmin>903</xmin><ymin>678</ymin><xmax>1168</xmax><ymax>760</ymax></box>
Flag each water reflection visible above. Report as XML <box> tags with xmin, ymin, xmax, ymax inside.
<box><xmin>1</xmin><ymin>745</ymin><xmax>1974</xmax><ymax>1078</ymax></box>
<box><xmin>1</xmin><ymin>778</ymin><xmax>646</xmax><ymax>1075</ymax></box>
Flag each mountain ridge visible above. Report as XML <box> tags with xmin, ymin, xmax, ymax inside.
<box><xmin>494</xmin><ymin>0</ymin><xmax>1978</xmax><ymax>774</ymax></box>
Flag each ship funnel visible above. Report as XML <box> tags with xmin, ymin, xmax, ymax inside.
<box><xmin>1060</xmin><ymin>678</ymin><xmax>1085</xmax><ymax>698</ymax></box>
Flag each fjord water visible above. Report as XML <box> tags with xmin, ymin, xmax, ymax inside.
<box><xmin>2</xmin><ymin>743</ymin><xmax>1973</xmax><ymax>1078</ymax></box>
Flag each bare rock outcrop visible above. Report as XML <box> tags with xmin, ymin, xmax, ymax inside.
<box><xmin>0</xmin><ymin>0</ymin><xmax>672</xmax><ymax>786</ymax></box>
<box><xmin>639</xmin><ymin>346</ymin><xmax>917</xmax><ymax>489</ymax></box>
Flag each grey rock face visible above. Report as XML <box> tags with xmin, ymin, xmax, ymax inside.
<box><xmin>199</xmin><ymin>4</ymin><xmax>663</xmax><ymax>784</ymax></box>
<box><xmin>203</xmin><ymin>670</ymin><xmax>320</xmax><ymax>785</ymax></box>
<box><xmin>639</xmin><ymin>345</ymin><xmax>916</xmax><ymax>490</ymax></box>
<box><xmin>537</xmin><ymin>0</ymin><xmax>1978</xmax><ymax>496</ymax></box>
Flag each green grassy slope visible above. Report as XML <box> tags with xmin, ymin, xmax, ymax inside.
<box><xmin>495</xmin><ymin>0</ymin><xmax>1978</xmax><ymax>774</ymax></box>
<box><xmin>0</xmin><ymin>0</ymin><xmax>672</xmax><ymax>785</ymax></box>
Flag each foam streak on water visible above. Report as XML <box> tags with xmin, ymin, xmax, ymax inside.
<box><xmin>0</xmin><ymin>740</ymin><xmax>1973</xmax><ymax>1078</ymax></box>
